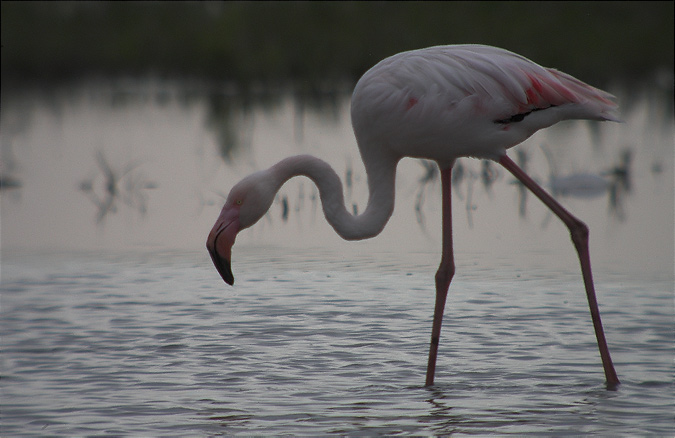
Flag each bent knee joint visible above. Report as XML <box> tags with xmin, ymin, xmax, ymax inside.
<box><xmin>435</xmin><ymin>263</ymin><xmax>455</xmax><ymax>290</ymax></box>
<box><xmin>568</xmin><ymin>219</ymin><xmax>590</xmax><ymax>247</ymax></box>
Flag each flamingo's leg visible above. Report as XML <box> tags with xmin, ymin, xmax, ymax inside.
<box><xmin>499</xmin><ymin>154</ymin><xmax>619</xmax><ymax>387</ymax></box>
<box><xmin>426</xmin><ymin>166</ymin><xmax>455</xmax><ymax>386</ymax></box>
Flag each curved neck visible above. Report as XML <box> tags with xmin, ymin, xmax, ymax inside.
<box><xmin>270</xmin><ymin>154</ymin><xmax>397</xmax><ymax>240</ymax></box>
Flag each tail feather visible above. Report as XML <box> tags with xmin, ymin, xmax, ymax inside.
<box><xmin>546</xmin><ymin>69</ymin><xmax>620</xmax><ymax>122</ymax></box>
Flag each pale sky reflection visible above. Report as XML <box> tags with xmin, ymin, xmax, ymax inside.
<box><xmin>1</xmin><ymin>83</ymin><xmax>673</xmax><ymax>280</ymax></box>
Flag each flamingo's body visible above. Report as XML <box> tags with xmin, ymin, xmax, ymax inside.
<box><xmin>207</xmin><ymin>45</ymin><xmax>620</xmax><ymax>387</ymax></box>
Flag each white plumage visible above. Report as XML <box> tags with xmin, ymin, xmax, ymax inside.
<box><xmin>207</xmin><ymin>44</ymin><xmax>620</xmax><ymax>387</ymax></box>
<box><xmin>352</xmin><ymin>45</ymin><xmax>618</xmax><ymax>161</ymax></box>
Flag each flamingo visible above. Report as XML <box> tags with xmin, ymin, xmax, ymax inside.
<box><xmin>206</xmin><ymin>44</ymin><xmax>620</xmax><ymax>387</ymax></box>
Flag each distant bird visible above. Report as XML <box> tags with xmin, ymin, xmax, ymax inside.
<box><xmin>550</xmin><ymin>173</ymin><xmax>609</xmax><ymax>198</ymax></box>
<box><xmin>207</xmin><ymin>45</ymin><xmax>620</xmax><ymax>387</ymax></box>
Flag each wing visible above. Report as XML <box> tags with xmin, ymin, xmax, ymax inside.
<box><xmin>351</xmin><ymin>45</ymin><xmax>619</xmax><ymax>161</ymax></box>
<box><xmin>361</xmin><ymin>44</ymin><xmax>618</xmax><ymax>121</ymax></box>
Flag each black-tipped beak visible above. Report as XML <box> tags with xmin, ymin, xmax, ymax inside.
<box><xmin>206</xmin><ymin>206</ymin><xmax>240</xmax><ymax>286</ymax></box>
<box><xmin>210</xmin><ymin>250</ymin><xmax>234</xmax><ymax>286</ymax></box>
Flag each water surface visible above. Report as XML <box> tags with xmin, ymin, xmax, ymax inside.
<box><xmin>1</xmin><ymin>248</ymin><xmax>673</xmax><ymax>436</ymax></box>
<box><xmin>1</xmin><ymin>81</ymin><xmax>673</xmax><ymax>435</ymax></box>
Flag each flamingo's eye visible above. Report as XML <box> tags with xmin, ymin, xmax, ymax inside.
<box><xmin>236</xmin><ymin>200</ymin><xmax>243</xmax><ymax>205</ymax></box>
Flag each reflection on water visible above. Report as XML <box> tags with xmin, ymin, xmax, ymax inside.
<box><xmin>605</xmin><ymin>148</ymin><xmax>633</xmax><ymax>220</ymax></box>
<box><xmin>0</xmin><ymin>79</ymin><xmax>673</xmax><ymax>278</ymax></box>
<box><xmin>78</xmin><ymin>150</ymin><xmax>158</xmax><ymax>223</ymax></box>
<box><xmin>200</xmin><ymin>84</ymin><xmax>349</xmax><ymax>163</ymax></box>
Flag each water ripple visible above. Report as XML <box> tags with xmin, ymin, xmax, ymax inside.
<box><xmin>1</xmin><ymin>250</ymin><xmax>672</xmax><ymax>436</ymax></box>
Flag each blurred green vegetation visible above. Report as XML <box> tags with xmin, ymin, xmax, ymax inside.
<box><xmin>2</xmin><ymin>1</ymin><xmax>673</xmax><ymax>88</ymax></box>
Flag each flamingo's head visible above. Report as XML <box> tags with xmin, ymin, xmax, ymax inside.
<box><xmin>206</xmin><ymin>170</ymin><xmax>277</xmax><ymax>285</ymax></box>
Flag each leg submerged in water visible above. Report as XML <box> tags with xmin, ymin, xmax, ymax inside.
<box><xmin>426</xmin><ymin>167</ymin><xmax>455</xmax><ymax>386</ymax></box>
<box><xmin>499</xmin><ymin>154</ymin><xmax>619</xmax><ymax>386</ymax></box>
